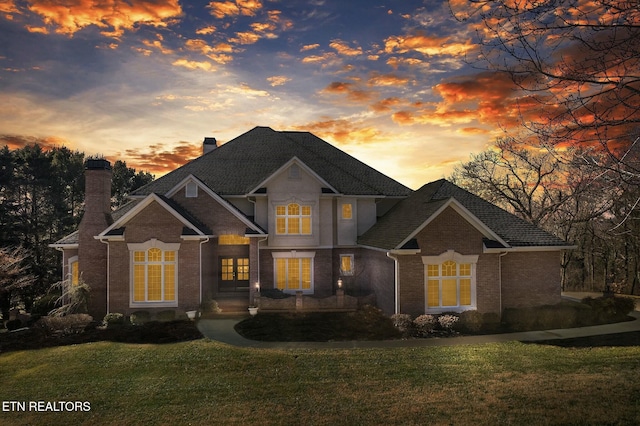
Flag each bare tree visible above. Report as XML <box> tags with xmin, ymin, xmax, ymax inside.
<box><xmin>449</xmin><ymin>0</ymin><xmax>640</xmax><ymax>178</ymax></box>
<box><xmin>0</xmin><ymin>246</ymin><xmax>36</xmax><ymax>322</ymax></box>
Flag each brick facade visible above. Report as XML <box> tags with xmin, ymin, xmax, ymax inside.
<box><xmin>501</xmin><ymin>251</ymin><xmax>562</xmax><ymax>308</ymax></box>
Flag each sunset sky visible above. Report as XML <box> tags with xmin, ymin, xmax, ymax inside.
<box><xmin>0</xmin><ymin>0</ymin><xmax>526</xmax><ymax>189</ymax></box>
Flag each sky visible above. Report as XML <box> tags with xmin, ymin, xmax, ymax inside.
<box><xmin>0</xmin><ymin>0</ymin><xmax>523</xmax><ymax>189</ymax></box>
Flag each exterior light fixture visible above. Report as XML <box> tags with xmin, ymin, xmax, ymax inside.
<box><xmin>337</xmin><ymin>278</ymin><xmax>343</xmax><ymax>289</ymax></box>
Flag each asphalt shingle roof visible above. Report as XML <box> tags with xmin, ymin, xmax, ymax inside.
<box><xmin>358</xmin><ymin>179</ymin><xmax>570</xmax><ymax>250</ymax></box>
<box><xmin>131</xmin><ymin>127</ymin><xmax>412</xmax><ymax>197</ymax></box>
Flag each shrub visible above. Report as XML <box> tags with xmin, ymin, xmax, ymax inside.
<box><xmin>391</xmin><ymin>313</ymin><xmax>413</xmax><ymax>335</ymax></box>
<box><xmin>130</xmin><ymin>311</ymin><xmax>151</xmax><ymax>325</ymax></box>
<box><xmin>6</xmin><ymin>318</ymin><xmax>23</xmax><ymax>331</ymax></box>
<box><xmin>36</xmin><ymin>314</ymin><xmax>93</xmax><ymax>335</ymax></box>
<box><xmin>31</xmin><ymin>294</ymin><xmax>59</xmax><ymax>319</ymax></box>
<box><xmin>199</xmin><ymin>300</ymin><xmax>221</xmax><ymax>314</ymax></box>
<box><xmin>582</xmin><ymin>296</ymin><xmax>636</xmax><ymax>323</ymax></box>
<box><xmin>456</xmin><ymin>310</ymin><xmax>484</xmax><ymax>334</ymax></box>
<box><xmin>437</xmin><ymin>314</ymin><xmax>459</xmax><ymax>334</ymax></box>
<box><xmin>414</xmin><ymin>314</ymin><xmax>437</xmax><ymax>337</ymax></box>
<box><xmin>156</xmin><ymin>310</ymin><xmax>176</xmax><ymax>322</ymax></box>
<box><xmin>48</xmin><ymin>276</ymin><xmax>91</xmax><ymax>316</ymax></box>
<box><xmin>102</xmin><ymin>312</ymin><xmax>126</xmax><ymax>328</ymax></box>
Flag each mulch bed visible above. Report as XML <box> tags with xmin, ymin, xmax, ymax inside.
<box><xmin>0</xmin><ymin>320</ymin><xmax>203</xmax><ymax>353</ymax></box>
<box><xmin>529</xmin><ymin>331</ymin><xmax>640</xmax><ymax>348</ymax></box>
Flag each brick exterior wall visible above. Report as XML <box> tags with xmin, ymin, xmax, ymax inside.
<box><xmin>501</xmin><ymin>251</ymin><xmax>562</xmax><ymax>308</ymax></box>
<box><xmin>107</xmin><ymin>200</ymin><xmax>202</xmax><ymax>315</ymax></box>
<box><xmin>397</xmin><ymin>206</ymin><xmax>501</xmax><ymax>317</ymax></box>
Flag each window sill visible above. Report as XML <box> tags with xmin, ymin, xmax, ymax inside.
<box><xmin>130</xmin><ymin>302</ymin><xmax>179</xmax><ymax>309</ymax></box>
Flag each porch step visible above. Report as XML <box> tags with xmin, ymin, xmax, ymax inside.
<box><xmin>214</xmin><ymin>294</ymin><xmax>250</xmax><ymax>314</ymax></box>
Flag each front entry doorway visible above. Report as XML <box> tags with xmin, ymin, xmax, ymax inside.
<box><xmin>219</xmin><ymin>257</ymin><xmax>250</xmax><ymax>292</ymax></box>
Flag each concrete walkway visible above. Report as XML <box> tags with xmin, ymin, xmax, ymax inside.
<box><xmin>196</xmin><ymin>292</ymin><xmax>640</xmax><ymax>349</ymax></box>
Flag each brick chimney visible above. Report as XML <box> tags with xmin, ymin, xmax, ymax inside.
<box><xmin>203</xmin><ymin>137</ymin><xmax>217</xmax><ymax>154</ymax></box>
<box><xmin>78</xmin><ymin>158</ymin><xmax>112</xmax><ymax>318</ymax></box>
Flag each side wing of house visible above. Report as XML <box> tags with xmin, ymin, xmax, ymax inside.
<box><xmin>360</xmin><ymin>180</ymin><xmax>572</xmax><ymax>317</ymax></box>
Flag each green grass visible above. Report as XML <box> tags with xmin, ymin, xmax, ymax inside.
<box><xmin>1</xmin><ymin>339</ymin><xmax>640</xmax><ymax>425</ymax></box>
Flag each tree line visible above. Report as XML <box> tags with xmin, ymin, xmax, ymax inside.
<box><xmin>0</xmin><ymin>144</ymin><xmax>154</xmax><ymax>318</ymax></box>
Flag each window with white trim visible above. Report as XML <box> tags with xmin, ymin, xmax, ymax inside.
<box><xmin>340</xmin><ymin>254</ymin><xmax>354</xmax><ymax>275</ymax></box>
<box><xmin>185</xmin><ymin>181</ymin><xmax>198</xmax><ymax>198</ymax></box>
<box><xmin>275</xmin><ymin>203</ymin><xmax>312</xmax><ymax>235</ymax></box>
<box><xmin>129</xmin><ymin>240</ymin><xmax>180</xmax><ymax>307</ymax></box>
<box><xmin>273</xmin><ymin>252</ymin><xmax>314</xmax><ymax>293</ymax></box>
<box><xmin>68</xmin><ymin>255</ymin><xmax>79</xmax><ymax>286</ymax></box>
<box><xmin>341</xmin><ymin>203</ymin><xmax>353</xmax><ymax>219</ymax></box>
<box><xmin>423</xmin><ymin>251</ymin><xmax>478</xmax><ymax>312</ymax></box>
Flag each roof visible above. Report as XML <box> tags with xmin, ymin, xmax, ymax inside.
<box><xmin>131</xmin><ymin>127</ymin><xmax>411</xmax><ymax>197</ymax></box>
<box><xmin>359</xmin><ymin>179</ymin><xmax>569</xmax><ymax>250</ymax></box>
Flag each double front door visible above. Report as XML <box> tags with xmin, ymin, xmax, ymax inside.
<box><xmin>219</xmin><ymin>257</ymin><xmax>249</xmax><ymax>291</ymax></box>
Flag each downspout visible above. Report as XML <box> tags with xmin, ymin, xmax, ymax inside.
<box><xmin>199</xmin><ymin>237</ymin><xmax>210</xmax><ymax>306</ymax></box>
<box><xmin>99</xmin><ymin>238</ymin><xmax>110</xmax><ymax>314</ymax></box>
<box><xmin>498</xmin><ymin>251</ymin><xmax>509</xmax><ymax>314</ymax></box>
<box><xmin>387</xmin><ymin>252</ymin><xmax>399</xmax><ymax>314</ymax></box>
<box><xmin>54</xmin><ymin>248</ymin><xmax>65</xmax><ymax>281</ymax></box>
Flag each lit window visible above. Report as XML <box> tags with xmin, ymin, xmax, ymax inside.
<box><xmin>185</xmin><ymin>181</ymin><xmax>198</xmax><ymax>198</ymax></box>
<box><xmin>275</xmin><ymin>203</ymin><xmax>312</xmax><ymax>235</ymax></box>
<box><xmin>426</xmin><ymin>260</ymin><xmax>473</xmax><ymax>310</ymax></box>
<box><xmin>131</xmin><ymin>246</ymin><xmax>178</xmax><ymax>305</ymax></box>
<box><xmin>218</xmin><ymin>234</ymin><xmax>250</xmax><ymax>245</ymax></box>
<box><xmin>340</xmin><ymin>254</ymin><xmax>354</xmax><ymax>275</ymax></box>
<box><xmin>273</xmin><ymin>254</ymin><xmax>314</xmax><ymax>293</ymax></box>
<box><xmin>341</xmin><ymin>203</ymin><xmax>353</xmax><ymax>219</ymax></box>
<box><xmin>69</xmin><ymin>257</ymin><xmax>79</xmax><ymax>286</ymax></box>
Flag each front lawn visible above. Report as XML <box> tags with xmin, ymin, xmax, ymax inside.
<box><xmin>1</xmin><ymin>339</ymin><xmax>640</xmax><ymax>425</ymax></box>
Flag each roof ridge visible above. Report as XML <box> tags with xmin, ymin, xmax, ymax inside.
<box><xmin>281</xmin><ymin>131</ymin><xmax>410</xmax><ymax>195</ymax></box>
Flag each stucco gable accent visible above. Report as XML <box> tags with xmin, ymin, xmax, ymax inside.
<box><xmin>97</xmin><ymin>193</ymin><xmax>208</xmax><ymax>239</ymax></box>
<box><xmin>421</xmin><ymin>250</ymin><xmax>479</xmax><ymax>265</ymax></box>
<box><xmin>397</xmin><ymin>198</ymin><xmax>508</xmax><ymax>250</ymax></box>
<box><xmin>247</xmin><ymin>157</ymin><xmax>339</xmax><ymax>195</ymax></box>
<box><xmin>164</xmin><ymin>174</ymin><xmax>266</xmax><ymax>235</ymax></box>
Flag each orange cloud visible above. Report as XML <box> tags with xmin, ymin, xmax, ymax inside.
<box><xmin>0</xmin><ymin>134</ymin><xmax>72</xmax><ymax>150</ymax></box>
<box><xmin>184</xmin><ymin>39</ymin><xmax>235</xmax><ymax>64</ymax></box>
<box><xmin>207</xmin><ymin>0</ymin><xmax>262</xmax><ymax>19</ymax></box>
<box><xmin>267</xmin><ymin>75</ymin><xmax>290</xmax><ymax>86</ymax></box>
<box><xmin>122</xmin><ymin>141</ymin><xmax>200</xmax><ymax>174</ymax></box>
<box><xmin>367</xmin><ymin>73</ymin><xmax>410</xmax><ymax>87</ymax></box>
<box><xmin>0</xmin><ymin>0</ymin><xmax>19</xmax><ymax>18</ymax></box>
<box><xmin>26</xmin><ymin>0</ymin><xmax>182</xmax><ymax>37</ymax></box>
<box><xmin>386</xmin><ymin>56</ymin><xmax>425</xmax><ymax>69</ymax></box>
<box><xmin>172</xmin><ymin>58</ymin><xmax>215</xmax><ymax>71</ymax></box>
<box><xmin>370</xmin><ymin>97</ymin><xmax>405</xmax><ymax>113</ymax></box>
<box><xmin>329</xmin><ymin>39</ymin><xmax>363</xmax><ymax>56</ymax></box>
<box><xmin>320</xmin><ymin>81</ymin><xmax>377</xmax><ymax>103</ymax></box>
<box><xmin>196</xmin><ymin>25</ymin><xmax>216</xmax><ymax>35</ymax></box>
<box><xmin>300</xmin><ymin>44</ymin><xmax>320</xmax><ymax>52</ymax></box>
<box><xmin>230</xmin><ymin>31</ymin><xmax>260</xmax><ymax>44</ymax></box>
<box><xmin>292</xmin><ymin>119</ymin><xmax>382</xmax><ymax>144</ymax></box>
<box><xmin>142</xmin><ymin>38</ymin><xmax>174</xmax><ymax>55</ymax></box>
<box><xmin>384</xmin><ymin>31</ymin><xmax>474</xmax><ymax>56</ymax></box>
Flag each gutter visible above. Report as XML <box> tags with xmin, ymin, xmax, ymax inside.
<box><xmin>199</xmin><ymin>237</ymin><xmax>210</xmax><ymax>306</ymax></box>
<box><xmin>387</xmin><ymin>252</ymin><xmax>400</xmax><ymax>314</ymax></box>
<box><xmin>498</xmin><ymin>251</ymin><xmax>508</xmax><ymax>314</ymax></box>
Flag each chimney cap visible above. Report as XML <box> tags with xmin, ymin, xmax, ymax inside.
<box><xmin>203</xmin><ymin>137</ymin><xmax>217</xmax><ymax>145</ymax></box>
<box><xmin>85</xmin><ymin>158</ymin><xmax>112</xmax><ymax>170</ymax></box>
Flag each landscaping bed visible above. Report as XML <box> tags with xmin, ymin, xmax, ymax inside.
<box><xmin>0</xmin><ymin>319</ymin><xmax>203</xmax><ymax>353</ymax></box>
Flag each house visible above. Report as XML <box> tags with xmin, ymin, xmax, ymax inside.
<box><xmin>51</xmin><ymin>126</ymin><xmax>572</xmax><ymax>319</ymax></box>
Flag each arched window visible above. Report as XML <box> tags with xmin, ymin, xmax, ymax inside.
<box><xmin>275</xmin><ymin>203</ymin><xmax>312</xmax><ymax>235</ymax></box>
<box><xmin>423</xmin><ymin>251</ymin><xmax>478</xmax><ymax>312</ymax></box>
<box><xmin>129</xmin><ymin>240</ymin><xmax>180</xmax><ymax>307</ymax></box>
